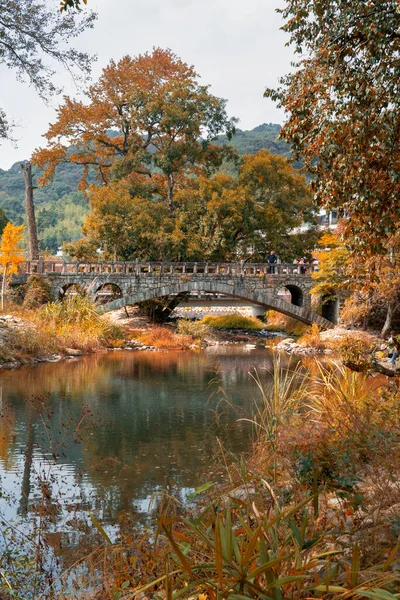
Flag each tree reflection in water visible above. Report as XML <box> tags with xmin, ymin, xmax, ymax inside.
<box><xmin>0</xmin><ymin>346</ymin><xmax>297</xmax><ymax>526</ymax></box>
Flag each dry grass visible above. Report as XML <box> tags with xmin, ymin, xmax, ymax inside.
<box><xmin>200</xmin><ymin>313</ymin><xmax>263</xmax><ymax>330</ymax></box>
<box><xmin>297</xmin><ymin>323</ymin><xmax>327</xmax><ymax>350</ymax></box>
<box><xmin>0</xmin><ymin>296</ymin><xmax>124</xmax><ymax>360</ymax></box>
<box><xmin>35</xmin><ymin>296</ymin><xmax>124</xmax><ymax>352</ymax></box>
<box><xmin>329</xmin><ymin>333</ymin><xmax>375</xmax><ymax>366</ymax></box>
<box><xmin>176</xmin><ymin>319</ymin><xmax>211</xmax><ymax>340</ymax></box>
<box><xmin>264</xmin><ymin>310</ymin><xmax>308</xmax><ymax>335</ymax></box>
<box><xmin>137</xmin><ymin>326</ymin><xmax>195</xmax><ymax>349</ymax></box>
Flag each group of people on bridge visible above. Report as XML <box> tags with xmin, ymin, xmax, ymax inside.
<box><xmin>266</xmin><ymin>251</ymin><xmax>315</xmax><ymax>275</ymax></box>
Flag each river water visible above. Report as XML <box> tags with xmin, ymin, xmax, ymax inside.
<box><xmin>0</xmin><ymin>345</ymin><xmax>296</xmax><ymax>530</ymax></box>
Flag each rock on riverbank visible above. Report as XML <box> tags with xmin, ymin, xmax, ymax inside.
<box><xmin>275</xmin><ymin>336</ymin><xmax>334</xmax><ymax>355</ymax></box>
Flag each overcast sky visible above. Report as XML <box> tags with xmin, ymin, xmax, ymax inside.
<box><xmin>0</xmin><ymin>0</ymin><xmax>293</xmax><ymax>170</ymax></box>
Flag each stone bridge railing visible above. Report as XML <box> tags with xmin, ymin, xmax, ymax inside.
<box><xmin>16</xmin><ymin>259</ymin><xmax>336</xmax><ymax>328</ymax></box>
<box><xmin>21</xmin><ymin>259</ymin><xmax>317</xmax><ymax>277</ymax></box>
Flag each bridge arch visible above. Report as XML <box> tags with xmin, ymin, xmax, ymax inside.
<box><xmin>274</xmin><ymin>280</ymin><xmax>309</xmax><ymax>308</ymax></box>
<box><xmin>94</xmin><ymin>283</ymin><xmax>123</xmax><ymax>304</ymax></box>
<box><xmin>99</xmin><ymin>279</ymin><xmax>333</xmax><ymax>328</ymax></box>
<box><xmin>59</xmin><ymin>282</ymin><xmax>87</xmax><ymax>300</ymax></box>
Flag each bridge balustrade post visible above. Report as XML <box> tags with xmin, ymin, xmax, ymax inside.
<box><xmin>38</xmin><ymin>257</ymin><xmax>44</xmax><ymax>275</ymax></box>
<box><xmin>193</xmin><ymin>263</ymin><xmax>198</xmax><ymax>274</ymax></box>
<box><xmin>182</xmin><ymin>263</ymin><xmax>186</xmax><ymax>274</ymax></box>
<box><xmin>62</xmin><ymin>262</ymin><xmax>67</xmax><ymax>274</ymax></box>
<box><xmin>240</xmin><ymin>260</ymin><xmax>244</xmax><ymax>276</ymax></box>
<box><xmin>25</xmin><ymin>261</ymin><xmax>30</xmax><ymax>275</ymax></box>
<box><xmin>75</xmin><ymin>263</ymin><xmax>79</xmax><ymax>274</ymax></box>
<box><xmin>148</xmin><ymin>263</ymin><xmax>153</xmax><ymax>274</ymax></box>
<box><xmin>135</xmin><ymin>259</ymin><xmax>140</xmax><ymax>276</ymax></box>
<box><xmin>205</xmin><ymin>263</ymin><xmax>209</xmax><ymax>275</ymax></box>
<box><xmin>216</xmin><ymin>264</ymin><xmax>220</xmax><ymax>274</ymax></box>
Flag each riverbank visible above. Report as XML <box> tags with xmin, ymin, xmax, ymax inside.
<box><xmin>0</xmin><ymin>299</ymin><xmax>123</xmax><ymax>369</ymax></box>
<box><xmin>0</xmin><ymin>316</ymin><xmax>399</xmax><ymax>598</ymax></box>
<box><xmin>0</xmin><ymin>302</ymin><xmax>397</xmax><ymax>374</ymax></box>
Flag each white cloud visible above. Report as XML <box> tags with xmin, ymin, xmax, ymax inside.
<box><xmin>0</xmin><ymin>0</ymin><xmax>293</xmax><ymax>169</ymax></box>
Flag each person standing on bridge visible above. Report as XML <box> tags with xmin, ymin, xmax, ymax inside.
<box><xmin>299</xmin><ymin>257</ymin><xmax>307</xmax><ymax>275</ymax></box>
<box><xmin>267</xmin><ymin>250</ymin><xmax>277</xmax><ymax>274</ymax></box>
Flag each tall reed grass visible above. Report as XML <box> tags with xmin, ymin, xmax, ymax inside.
<box><xmin>240</xmin><ymin>358</ymin><xmax>310</xmax><ymax>480</ymax></box>
<box><xmin>1</xmin><ymin>296</ymin><xmax>124</xmax><ymax>360</ymax></box>
<box><xmin>37</xmin><ymin>295</ymin><xmax>123</xmax><ymax>352</ymax></box>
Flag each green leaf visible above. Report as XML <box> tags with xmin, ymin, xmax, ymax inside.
<box><xmin>89</xmin><ymin>512</ymin><xmax>112</xmax><ymax>545</ymax></box>
<box><xmin>358</xmin><ymin>590</ymin><xmax>400</xmax><ymax>600</ymax></box>
<box><xmin>268</xmin><ymin>575</ymin><xmax>307</xmax><ymax>588</ymax></box>
<box><xmin>249</xmin><ymin>555</ymin><xmax>288</xmax><ymax>579</ymax></box>
<box><xmin>313</xmin><ymin>585</ymin><xmax>349</xmax><ymax>593</ymax></box>
<box><xmin>187</xmin><ymin>481</ymin><xmax>215</xmax><ymax>499</ymax></box>
<box><xmin>351</xmin><ymin>541</ymin><xmax>360</xmax><ymax>587</ymax></box>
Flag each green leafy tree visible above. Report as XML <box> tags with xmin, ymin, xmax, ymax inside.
<box><xmin>238</xmin><ymin>150</ymin><xmax>315</xmax><ymax>259</ymax></box>
<box><xmin>0</xmin><ymin>208</ymin><xmax>9</xmax><ymax>236</ymax></box>
<box><xmin>72</xmin><ymin>149</ymin><xmax>316</xmax><ymax>262</ymax></box>
<box><xmin>79</xmin><ymin>183</ymin><xmax>175</xmax><ymax>261</ymax></box>
<box><xmin>60</xmin><ymin>0</ymin><xmax>87</xmax><ymax>10</ymax></box>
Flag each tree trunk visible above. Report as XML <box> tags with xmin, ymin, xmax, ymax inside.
<box><xmin>1</xmin><ymin>264</ymin><xmax>7</xmax><ymax>310</ymax></box>
<box><xmin>167</xmin><ymin>173</ymin><xmax>175</xmax><ymax>211</ymax></box>
<box><xmin>381</xmin><ymin>301</ymin><xmax>394</xmax><ymax>338</ymax></box>
<box><xmin>21</xmin><ymin>161</ymin><xmax>39</xmax><ymax>260</ymax></box>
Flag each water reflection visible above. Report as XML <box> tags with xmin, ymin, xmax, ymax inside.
<box><xmin>0</xmin><ymin>346</ymin><xmax>297</xmax><ymax>523</ymax></box>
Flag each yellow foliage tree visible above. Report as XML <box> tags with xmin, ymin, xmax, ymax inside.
<box><xmin>311</xmin><ymin>230</ymin><xmax>350</xmax><ymax>300</ymax></box>
<box><xmin>0</xmin><ymin>223</ymin><xmax>25</xmax><ymax>310</ymax></box>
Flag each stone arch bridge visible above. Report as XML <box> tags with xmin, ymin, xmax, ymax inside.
<box><xmin>17</xmin><ymin>259</ymin><xmax>337</xmax><ymax>328</ymax></box>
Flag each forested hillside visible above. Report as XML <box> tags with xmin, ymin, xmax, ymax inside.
<box><xmin>0</xmin><ymin>123</ymin><xmax>293</xmax><ymax>252</ymax></box>
<box><xmin>216</xmin><ymin>123</ymin><xmax>288</xmax><ymax>156</ymax></box>
<box><xmin>0</xmin><ymin>161</ymin><xmax>89</xmax><ymax>252</ymax></box>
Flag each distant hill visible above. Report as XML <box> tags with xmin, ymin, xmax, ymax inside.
<box><xmin>0</xmin><ymin>123</ymin><xmax>297</xmax><ymax>252</ymax></box>
<box><xmin>215</xmin><ymin>122</ymin><xmax>303</xmax><ymax>170</ymax></box>
<box><xmin>0</xmin><ymin>161</ymin><xmax>90</xmax><ymax>252</ymax></box>
<box><xmin>216</xmin><ymin>123</ymin><xmax>288</xmax><ymax>156</ymax></box>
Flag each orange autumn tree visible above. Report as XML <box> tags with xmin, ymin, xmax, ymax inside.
<box><xmin>312</xmin><ymin>228</ymin><xmax>400</xmax><ymax>334</ymax></box>
<box><xmin>32</xmin><ymin>48</ymin><xmax>236</xmax><ymax>211</ymax></box>
<box><xmin>266</xmin><ymin>0</ymin><xmax>400</xmax><ymax>255</ymax></box>
<box><xmin>0</xmin><ymin>223</ymin><xmax>25</xmax><ymax>310</ymax></box>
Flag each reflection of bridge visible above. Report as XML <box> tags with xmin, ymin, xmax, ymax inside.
<box><xmin>19</xmin><ymin>259</ymin><xmax>338</xmax><ymax>328</ymax></box>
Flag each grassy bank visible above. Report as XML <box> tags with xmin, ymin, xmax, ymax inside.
<box><xmin>0</xmin><ymin>296</ymin><xmax>124</xmax><ymax>365</ymax></box>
